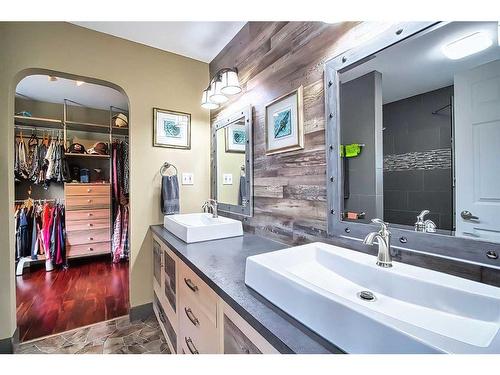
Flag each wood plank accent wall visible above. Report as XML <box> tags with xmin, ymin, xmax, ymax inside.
<box><xmin>210</xmin><ymin>22</ymin><xmax>358</xmax><ymax>245</ymax></box>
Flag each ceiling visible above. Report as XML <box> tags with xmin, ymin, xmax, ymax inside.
<box><xmin>71</xmin><ymin>22</ymin><xmax>246</xmax><ymax>63</ymax></box>
<box><xmin>16</xmin><ymin>75</ymin><xmax>128</xmax><ymax>110</ymax></box>
<box><xmin>341</xmin><ymin>21</ymin><xmax>500</xmax><ymax>104</ymax></box>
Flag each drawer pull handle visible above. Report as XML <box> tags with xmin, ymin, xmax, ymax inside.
<box><xmin>184</xmin><ymin>307</ymin><xmax>199</xmax><ymax>326</ymax></box>
<box><xmin>88</xmin><ymin>237</ymin><xmax>94</xmax><ymax>241</ymax></box>
<box><xmin>88</xmin><ymin>247</ymin><xmax>94</xmax><ymax>251</ymax></box>
<box><xmin>185</xmin><ymin>337</ymin><xmax>199</xmax><ymax>354</ymax></box>
<box><xmin>87</xmin><ymin>188</ymin><xmax>92</xmax><ymax>193</ymax></box>
<box><xmin>184</xmin><ymin>278</ymin><xmax>199</xmax><ymax>292</ymax></box>
<box><xmin>88</xmin><ymin>223</ymin><xmax>93</xmax><ymax>227</ymax></box>
<box><xmin>87</xmin><ymin>199</ymin><xmax>92</xmax><ymax>203</ymax></box>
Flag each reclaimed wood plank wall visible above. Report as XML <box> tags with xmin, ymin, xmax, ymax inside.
<box><xmin>210</xmin><ymin>22</ymin><xmax>359</xmax><ymax>245</ymax></box>
<box><xmin>209</xmin><ymin>22</ymin><xmax>500</xmax><ymax>286</ymax></box>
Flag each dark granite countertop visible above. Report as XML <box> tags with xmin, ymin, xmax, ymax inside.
<box><xmin>150</xmin><ymin>225</ymin><xmax>343</xmax><ymax>354</ymax></box>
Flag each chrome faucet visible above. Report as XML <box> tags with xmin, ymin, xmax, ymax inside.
<box><xmin>414</xmin><ymin>210</ymin><xmax>437</xmax><ymax>233</ymax></box>
<box><xmin>363</xmin><ymin>218</ymin><xmax>392</xmax><ymax>268</ymax></box>
<box><xmin>202</xmin><ymin>199</ymin><xmax>218</xmax><ymax>218</ymax></box>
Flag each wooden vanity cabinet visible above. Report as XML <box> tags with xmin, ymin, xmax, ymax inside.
<box><xmin>219</xmin><ymin>300</ymin><xmax>279</xmax><ymax>354</ymax></box>
<box><xmin>152</xmin><ymin>233</ymin><xmax>180</xmax><ymax>353</ymax></box>
<box><xmin>152</xmin><ymin>238</ymin><xmax>162</xmax><ymax>289</ymax></box>
<box><xmin>152</xmin><ymin>232</ymin><xmax>278</xmax><ymax>354</ymax></box>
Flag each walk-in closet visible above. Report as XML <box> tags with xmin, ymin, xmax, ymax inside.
<box><xmin>14</xmin><ymin>74</ymin><xmax>130</xmax><ymax>342</ymax></box>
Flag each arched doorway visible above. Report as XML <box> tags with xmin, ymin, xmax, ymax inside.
<box><xmin>13</xmin><ymin>71</ymin><xmax>131</xmax><ymax>342</ymax></box>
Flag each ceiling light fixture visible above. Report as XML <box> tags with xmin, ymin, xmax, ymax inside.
<box><xmin>201</xmin><ymin>67</ymin><xmax>241</xmax><ymax>110</ymax></box>
<box><xmin>76</xmin><ymin>80</ymin><xmax>85</xmax><ymax>86</ymax></box>
<box><xmin>48</xmin><ymin>75</ymin><xmax>58</xmax><ymax>82</ymax></box>
<box><xmin>442</xmin><ymin>32</ymin><xmax>492</xmax><ymax>60</ymax></box>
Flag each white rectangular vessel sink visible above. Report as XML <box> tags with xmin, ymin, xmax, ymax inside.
<box><xmin>163</xmin><ymin>213</ymin><xmax>243</xmax><ymax>243</ymax></box>
<box><xmin>245</xmin><ymin>242</ymin><xmax>500</xmax><ymax>353</ymax></box>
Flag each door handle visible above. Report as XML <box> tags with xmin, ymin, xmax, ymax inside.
<box><xmin>461</xmin><ymin>210</ymin><xmax>479</xmax><ymax>220</ymax></box>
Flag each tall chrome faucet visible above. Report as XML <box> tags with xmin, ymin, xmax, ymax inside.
<box><xmin>202</xmin><ymin>199</ymin><xmax>218</xmax><ymax>218</ymax></box>
<box><xmin>414</xmin><ymin>210</ymin><xmax>437</xmax><ymax>233</ymax></box>
<box><xmin>363</xmin><ymin>218</ymin><xmax>392</xmax><ymax>268</ymax></box>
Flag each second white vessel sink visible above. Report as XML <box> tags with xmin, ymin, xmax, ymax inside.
<box><xmin>163</xmin><ymin>213</ymin><xmax>243</xmax><ymax>243</ymax></box>
<box><xmin>245</xmin><ymin>242</ymin><xmax>500</xmax><ymax>353</ymax></box>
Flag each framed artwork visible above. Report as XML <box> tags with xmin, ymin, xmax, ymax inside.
<box><xmin>265</xmin><ymin>86</ymin><xmax>304</xmax><ymax>155</ymax></box>
<box><xmin>153</xmin><ymin>108</ymin><xmax>191</xmax><ymax>149</ymax></box>
<box><xmin>225</xmin><ymin>119</ymin><xmax>246</xmax><ymax>153</ymax></box>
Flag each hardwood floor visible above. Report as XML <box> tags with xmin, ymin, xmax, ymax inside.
<box><xmin>16</xmin><ymin>256</ymin><xmax>129</xmax><ymax>342</ymax></box>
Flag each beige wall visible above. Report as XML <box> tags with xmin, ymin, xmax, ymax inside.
<box><xmin>0</xmin><ymin>22</ymin><xmax>210</xmax><ymax>340</ymax></box>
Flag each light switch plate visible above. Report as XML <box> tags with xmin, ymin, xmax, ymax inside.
<box><xmin>223</xmin><ymin>173</ymin><xmax>233</xmax><ymax>185</ymax></box>
<box><xmin>182</xmin><ymin>173</ymin><xmax>194</xmax><ymax>185</ymax></box>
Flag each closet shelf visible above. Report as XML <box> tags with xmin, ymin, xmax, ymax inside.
<box><xmin>65</xmin><ymin>120</ymin><xmax>110</xmax><ymax>133</ymax></box>
<box><xmin>14</xmin><ymin>115</ymin><xmax>63</xmax><ymax>129</ymax></box>
<box><xmin>65</xmin><ymin>153</ymin><xmax>110</xmax><ymax>159</ymax></box>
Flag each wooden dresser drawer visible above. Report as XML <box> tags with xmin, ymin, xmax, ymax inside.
<box><xmin>66</xmin><ymin>218</ymin><xmax>110</xmax><ymax>232</ymax></box>
<box><xmin>65</xmin><ymin>183</ymin><xmax>110</xmax><ymax>196</ymax></box>
<box><xmin>66</xmin><ymin>208</ymin><xmax>110</xmax><ymax>221</ymax></box>
<box><xmin>179</xmin><ymin>293</ymin><xmax>219</xmax><ymax>354</ymax></box>
<box><xmin>65</xmin><ymin>195</ymin><xmax>110</xmax><ymax>210</ymax></box>
<box><xmin>67</xmin><ymin>241</ymin><xmax>110</xmax><ymax>257</ymax></box>
<box><xmin>67</xmin><ymin>228</ymin><xmax>110</xmax><ymax>245</ymax></box>
<box><xmin>179</xmin><ymin>262</ymin><xmax>218</xmax><ymax>323</ymax></box>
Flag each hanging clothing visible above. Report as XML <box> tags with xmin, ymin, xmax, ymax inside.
<box><xmin>14</xmin><ymin>201</ymin><xmax>66</xmax><ymax>266</ymax></box>
<box><xmin>111</xmin><ymin>204</ymin><xmax>129</xmax><ymax>263</ymax></box>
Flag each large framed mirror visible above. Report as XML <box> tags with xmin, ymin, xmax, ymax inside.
<box><xmin>326</xmin><ymin>22</ymin><xmax>500</xmax><ymax>267</ymax></box>
<box><xmin>212</xmin><ymin>106</ymin><xmax>253</xmax><ymax>216</ymax></box>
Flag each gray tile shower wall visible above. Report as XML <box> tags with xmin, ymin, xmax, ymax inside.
<box><xmin>382</xmin><ymin>86</ymin><xmax>454</xmax><ymax>230</ymax></box>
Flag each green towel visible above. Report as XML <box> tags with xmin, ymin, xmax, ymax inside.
<box><xmin>341</xmin><ymin>143</ymin><xmax>362</xmax><ymax>158</ymax></box>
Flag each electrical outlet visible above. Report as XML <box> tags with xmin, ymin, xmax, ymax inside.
<box><xmin>223</xmin><ymin>173</ymin><xmax>233</xmax><ymax>185</ymax></box>
<box><xmin>182</xmin><ymin>173</ymin><xmax>194</xmax><ymax>185</ymax></box>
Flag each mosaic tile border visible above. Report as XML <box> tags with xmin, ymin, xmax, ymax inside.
<box><xmin>384</xmin><ymin>148</ymin><xmax>452</xmax><ymax>172</ymax></box>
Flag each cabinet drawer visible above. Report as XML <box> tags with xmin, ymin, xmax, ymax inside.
<box><xmin>66</xmin><ymin>209</ymin><xmax>110</xmax><ymax>221</ymax></box>
<box><xmin>179</xmin><ymin>293</ymin><xmax>219</xmax><ymax>353</ymax></box>
<box><xmin>65</xmin><ymin>195</ymin><xmax>110</xmax><ymax>210</ymax></box>
<box><xmin>66</xmin><ymin>218</ymin><xmax>110</xmax><ymax>232</ymax></box>
<box><xmin>179</xmin><ymin>262</ymin><xmax>218</xmax><ymax>322</ymax></box>
<box><xmin>67</xmin><ymin>241</ymin><xmax>110</xmax><ymax>257</ymax></box>
<box><xmin>67</xmin><ymin>228</ymin><xmax>110</xmax><ymax>245</ymax></box>
<box><xmin>65</xmin><ymin>183</ymin><xmax>110</xmax><ymax>196</ymax></box>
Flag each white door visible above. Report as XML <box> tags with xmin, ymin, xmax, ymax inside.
<box><xmin>454</xmin><ymin>59</ymin><xmax>500</xmax><ymax>242</ymax></box>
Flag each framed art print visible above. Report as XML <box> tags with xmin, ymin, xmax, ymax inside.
<box><xmin>225</xmin><ymin>119</ymin><xmax>246</xmax><ymax>153</ymax></box>
<box><xmin>265</xmin><ymin>86</ymin><xmax>304</xmax><ymax>155</ymax></box>
<box><xmin>153</xmin><ymin>107</ymin><xmax>191</xmax><ymax>149</ymax></box>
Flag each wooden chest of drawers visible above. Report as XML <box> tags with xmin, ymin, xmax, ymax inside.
<box><xmin>65</xmin><ymin>183</ymin><xmax>111</xmax><ymax>258</ymax></box>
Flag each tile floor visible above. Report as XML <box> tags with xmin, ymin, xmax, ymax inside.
<box><xmin>15</xmin><ymin>314</ymin><xmax>170</xmax><ymax>354</ymax></box>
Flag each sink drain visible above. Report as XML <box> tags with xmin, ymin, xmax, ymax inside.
<box><xmin>357</xmin><ymin>290</ymin><xmax>376</xmax><ymax>302</ymax></box>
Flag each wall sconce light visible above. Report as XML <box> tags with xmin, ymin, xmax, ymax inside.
<box><xmin>201</xmin><ymin>67</ymin><xmax>241</xmax><ymax>110</ymax></box>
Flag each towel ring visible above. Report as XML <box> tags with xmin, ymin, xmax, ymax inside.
<box><xmin>160</xmin><ymin>162</ymin><xmax>178</xmax><ymax>176</ymax></box>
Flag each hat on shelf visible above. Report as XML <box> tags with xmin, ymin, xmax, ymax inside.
<box><xmin>113</xmin><ymin>113</ymin><xmax>128</xmax><ymax>128</ymax></box>
<box><xmin>87</xmin><ymin>142</ymin><xmax>109</xmax><ymax>155</ymax></box>
<box><xmin>68</xmin><ymin>143</ymin><xmax>86</xmax><ymax>154</ymax></box>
